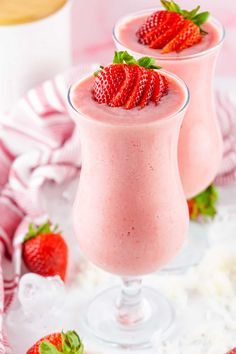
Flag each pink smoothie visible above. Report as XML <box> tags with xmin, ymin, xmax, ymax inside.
<box><xmin>116</xmin><ymin>13</ymin><xmax>220</xmax><ymax>59</ymax></box>
<box><xmin>114</xmin><ymin>11</ymin><xmax>224</xmax><ymax>198</ymax></box>
<box><xmin>69</xmin><ymin>71</ymin><xmax>189</xmax><ymax>276</ymax></box>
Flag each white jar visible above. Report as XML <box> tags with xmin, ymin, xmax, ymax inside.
<box><xmin>0</xmin><ymin>1</ymin><xmax>72</xmax><ymax>114</ymax></box>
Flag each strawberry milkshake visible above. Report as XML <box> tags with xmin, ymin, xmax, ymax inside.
<box><xmin>113</xmin><ymin>2</ymin><xmax>225</xmax><ymax>198</ymax></box>
<box><xmin>68</xmin><ymin>52</ymin><xmax>190</xmax><ymax>347</ymax></box>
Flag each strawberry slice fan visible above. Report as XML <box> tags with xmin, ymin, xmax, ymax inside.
<box><xmin>93</xmin><ymin>51</ymin><xmax>167</xmax><ymax>109</ymax></box>
<box><xmin>136</xmin><ymin>0</ymin><xmax>210</xmax><ymax>52</ymax></box>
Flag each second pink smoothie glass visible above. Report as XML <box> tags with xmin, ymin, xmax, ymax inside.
<box><xmin>68</xmin><ymin>70</ymin><xmax>190</xmax><ymax>349</ymax></box>
<box><xmin>113</xmin><ymin>10</ymin><xmax>225</xmax><ymax>270</ymax></box>
<box><xmin>113</xmin><ymin>10</ymin><xmax>225</xmax><ymax>198</ymax></box>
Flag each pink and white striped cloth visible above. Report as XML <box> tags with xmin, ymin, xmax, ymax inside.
<box><xmin>0</xmin><ymin>66</ymin><xmax>235</xmax><ymax>353</ymax></box>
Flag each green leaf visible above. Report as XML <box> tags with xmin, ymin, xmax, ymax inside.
<box><xmin>93</xmin><ymin>66</ymin><xmax>104</xmax><ymax>77</ymax></box>
<box><xmin>113</xmin><ymin>51</ymin><xmax>123</xmax><ymax>64</ymax></box>
<box><xmin>40</xmin><ymin>341</ymin><xmax>61</xmax><ymax>354</ymax></box>
<box><xmin>94</xmin><ymin>70</ymin><xmax>100</xmax><ymax>77</ymax></box>
<box><xmin>193</xmin><ymin>11</ymin><xmax>210</xmax><ymax>26</ymax></box>
<box><xmin>113</xmin><ymin>51</ymin><xmax>137</xmax><ymax>65</ymax></box>
<box><xmin>37</xmin><ymin>221</ymin><xmax>51</xmax><ymax>235</ymax></box>
<box><xmin>180</xmin><ymin>10</ymin><xmax>190</xmax><ymax>18</ymax></box>
<box><xmin>123</xmin><ymin>52</ymin><xmax>138</xmax><ymax>65</ymax></box>
<box><xmin>62</xmin><ymin>331</ymin><xmax>84</xmax><ymax>354</ymax></box>
<box><xmin>138</xmin><ymin>57</ymin><xmax>161</xmax><ymax>69</ymax></box>
<box><xmin>160</xmin><ymin>0</ymin><xmax>171</xmax><ymax>11</ymax></box>
<box><xmin>161</xmin><ymin>0</ymin><xmax>181</xmax><ymax>14</ymax></box>
<box><xmin>171</xmin><ymin>1</ymin><xmax>181</xmax><ymax>13</ymax></box>
<box><xmin>191</xmin><ymin>203</ymin><xmax>200</xmax><ymax>220</ymax></box>
<box><xmin>112</xmin><ymin>51</ymin><xmax>161</xmax><ymax>69</ymax></box>
<box><xmin>160</xmin><ymin>1</ymin><xmax>210</xmax><ymax>28</ymax></box>
<box><xmin>24</xmin><ymin>220</ymin><xmax>62</xmax><ymax>242</ymax></box>
<box><xmin>189</xmin><ymin>6</ymin><xmax>200</xmax><ymax>18</ymax></box>
<box><xmin>189</xmin><ymin>184</ymin><xmax>218</xmax><ymax>221</ymax></box>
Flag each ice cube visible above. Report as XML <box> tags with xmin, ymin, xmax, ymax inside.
<box><xmin>5</xmin><ymin>274</ymin><xmax>67</xmax><ymax>353</ymax></box>
<box><xmin>18</xmin><ymin>273</ymin><xmax>66</xmax><ymax>317</ymax></box>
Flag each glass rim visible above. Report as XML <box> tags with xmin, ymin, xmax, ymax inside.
<box><xmin>113</xmin><ymin>8</ymin><xmax>225</xmax><ymax>61</ymax></box>
<box><xmin>67</xmin><ymin>69</ymin><xmax>190</xmax><ymax>128</ymax></box>
<box><xmin>0</xmin><ymin>0</ymin><xmax>71</xmax><ymax>28</ymax></box>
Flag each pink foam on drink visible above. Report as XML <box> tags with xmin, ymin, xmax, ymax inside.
<box><xmin>72</xmin><ymin>73</ymin><xmax>186</xmax><ymax>125</ymax></box>
<box><xmin>116</xmin><ymin>13</ymin><xmax>221</xmax><ymax>58</ymax></box>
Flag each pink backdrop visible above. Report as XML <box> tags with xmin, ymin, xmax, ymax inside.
<box><xmin>71</xmin><ymin>0</ymin><xmax>235</xmax><ymax>76</ymax></box>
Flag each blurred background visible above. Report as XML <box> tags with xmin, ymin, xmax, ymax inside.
<box><xmin>72</xmin><ymin>0</ymin><xmax>234</xmax><ymax>76</ymax></box>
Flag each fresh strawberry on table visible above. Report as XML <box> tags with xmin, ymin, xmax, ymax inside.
<box><xmin>187</xmin><ymin>184</ymin><xmax>218</xmax><ymax>221</ymax></box>
<box><xmin>22</xmin><ymin>221</ymin><xmax>68</xmax><ymax>281</ymax></box>
<box><xmin>136</xmin><ymin>0</ymin><xmax>210</xmax><ymax>53</ymax></box>
<box><xmin>27</xmin><ymin>330</ymin><xmax>84</xmax><ymax>354</ymax></box>
<box><xmin>227</xmin><ymin>349</ymin><xmax>236</xmax><ymax>354</ymax></box>
<box><xmin>93</xmin><ymin>50</ymin><xmax>168</xmax><ymax>109</ymax></box>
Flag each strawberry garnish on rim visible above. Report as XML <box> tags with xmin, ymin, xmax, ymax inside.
<box><xmin>93</xmin><ymin>51</ymin><xmax>168</xmax><ymax>110</ymax></box>
<box><xmin>136</xmin><ymin>0</ymin><xmax>210</xmax><ymax>53</ymax></box>
<box><xmin>27</xmin><ymin>330</ymin><xmax>84</xmax><ymax>354</ymax></box>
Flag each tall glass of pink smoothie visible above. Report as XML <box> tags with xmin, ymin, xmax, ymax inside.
<box><xmin>68</xmin><ymin>69</ymin><xmax>190</xmax><ymax>348</ymax></box>
<box><xmin>113</xmin><ymin>10</ymin><xmax>225</xmax><ymax>198</ymax></box>
<box><xmin>113</xmin><ymin>8</ymin><xmax>224</xmax><ymax>271</ymax></box>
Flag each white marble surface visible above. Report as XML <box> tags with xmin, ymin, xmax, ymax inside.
<box><xmin>5</xmin><ymin>180</ymin><xmax>236</xmax><ymax>354</ymax></box>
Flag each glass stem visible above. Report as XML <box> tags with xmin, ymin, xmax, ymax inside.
<box><xmin>116</xmin><ymin>277</ymin><xmax>148</xmax><ymax>326</ymax></box>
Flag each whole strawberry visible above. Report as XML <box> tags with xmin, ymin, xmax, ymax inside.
<box><xmin>27</xmin><ymin>330</ymin><xmax>83</xmax><ymax>354</ymax></box>
<box><xmin>227</xmin><ymin>349</ymin><xmax>236</xmax><ymax>354</ymax></box>
<box><xmin>93</xmin><ymin>51</ymin><xmax>168</xmax><ymax>109</ymax></box>
<box><xmin>136</xmin><ymin>0</ymin><xmax>210</xmax><ymax>53</ymax></box>
<box><xmin>22</xmin><ymin>221</ymin><xmax>68</xmax><ymax>281</ymax></box>
<box><xmin>187</xmin><ymin>184</ymin><xmax>218</xmax><ymax>221</ymax></box>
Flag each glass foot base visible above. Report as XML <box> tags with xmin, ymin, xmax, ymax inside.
<box><xmin>84</xmin><ymin>286</ymin><xmax>174</xmax><ymax>349</ymax></box>
<box><xmin>161</xmin><ymin>221</ymin><xmax>209</xmax><ymax>273</ymax></box>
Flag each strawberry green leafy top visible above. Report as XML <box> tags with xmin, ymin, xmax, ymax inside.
<box><xmin>92</xmin><ymin>50</ymin><xmax>167</xmax><ymax>109</ymax></box>
<box><xmin>40</xmin><ymin>331</ymin><xmax>84</xmax><ymax>354</ymax></box>
<box><xmin>94</xmin><ymin>51</ymin><xmax>161</xmax><ymax>76</ymax></box>
<box><xmin>188</xmin><ymin>184</ymin><xmax>218</xmax><ymax>220</ymax></box>
<box><xmin>113</xmin><ymin>51</ymin><xmax>161</xmax><ymax>69</ymax></box>
<box><xmin>24</xmin><ymin>220</ymin><xmax>61</xmax><ymax>242</ymax></box>
<box><xmin>161</xmin><ymin>0</ymin><xmax>209</xmax><ymax>29</ymax></box>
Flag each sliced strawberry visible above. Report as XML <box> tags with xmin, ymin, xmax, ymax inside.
<box><xmin>139</xmin><ymin>70</ymin><xmax>156</xmax><ymax>108</ymax></box>
<box><xmin>162</xmin><ymin>20</ymin><xmax>201</xmax><ymax>53</ymax></box>
<box><xmin>124</xmin><ymin>66</ymin><xmax>149</xmax><ymax>110</ymax></box>
<box><xmin>110</xmin><ymin>65</ymin><xmax>138</xmax><ymax>107</ymax></box>
<box><xmin>151</xmin><ymin>72</ymin><xmax>168</xmax><ymax>105</ymax></box>
<box><xmin>141</xmin><ymin>12</ymin><xmax>184</xmax><ymax>47</ymax></box>
<box><xmin>137</xmin><ymin>11</ymin><xmax>172</xmax><ymax>45</ymax></box>
<box><xmin>136</xmin><ymin>1</ymin><xmax>210</xmax><ymax>53</ymax></box>
<box><xmin>149</xmin><ymin>16</ymin><xmax>185</xmax><ymax>48</ymax></box>
<box><xmin>93</xmin><ymin>51</ymin><xmax>168</xmax><ymax>110</ymax></box>
<box><xmin>93</xmin><ymin>64</ymin><xmax>125</xmax><ymax>104</ymax></box>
